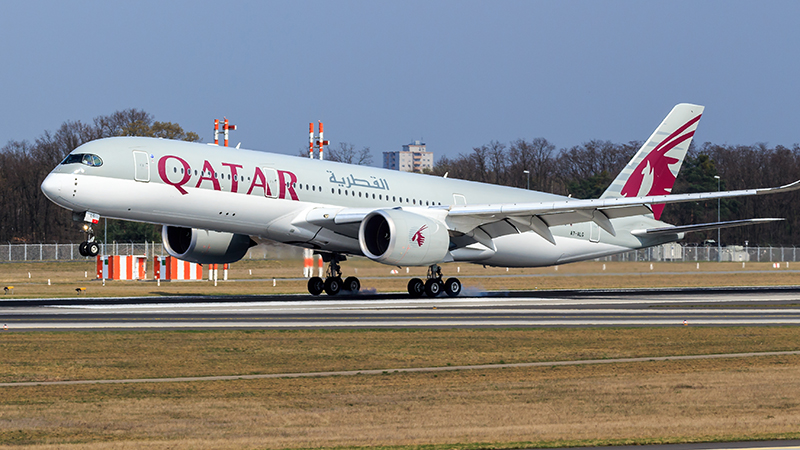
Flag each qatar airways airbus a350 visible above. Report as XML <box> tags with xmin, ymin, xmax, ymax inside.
<box><xmin>41</xmin><ymin>104</ymin><xmax>799</xmax><ymax>297</ymax></box>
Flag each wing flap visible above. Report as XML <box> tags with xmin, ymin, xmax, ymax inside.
<box><xmin>630</xmin><ymin>218</ymin><xmax>784</xmax><ymax>237</ymax></box>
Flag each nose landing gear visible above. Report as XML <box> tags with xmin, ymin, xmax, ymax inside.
<box><xmin>407</xmin><ymin>264</ymin><xmax>461</xmax><ymax>298</ymax></box>
<box><xmin>76</xmin><ymin>212</ymin><xmax>101</xmax><ymax>257</ymax></box>
<box><xmin>307</xmin><ymin>253</ymin><xmax>361</xmax><ymax>296</ymax></box>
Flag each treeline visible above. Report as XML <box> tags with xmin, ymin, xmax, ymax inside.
<box><xmin>0</xmin><ymin>110</ymin><xmax>199</xmax><ymax>243</ymax></box>
<box><xmin>430</xmin><ymin>139</ymin><xmax>800</xmax><ymax>246</ymax></box>
<box><xmin>2</xmin><ymin>111</ymin><xmax>799</xmax><ymax>247</ymax></box>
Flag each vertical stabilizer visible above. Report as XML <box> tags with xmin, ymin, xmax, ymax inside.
<box><xmin>600</xmin><ymin>103</ymin><xmax>704</xmax><ymax>219</ymax></box>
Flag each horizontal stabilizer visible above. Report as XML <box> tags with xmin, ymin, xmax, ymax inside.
<box><xmin>630</xmin><ymin>218</ymin><xmax>784</xmax><ymax>237</ymax></box>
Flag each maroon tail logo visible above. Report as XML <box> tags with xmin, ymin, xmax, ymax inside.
<box><xmin>620</xmin><ymin>114</ymin><xmax>702</xmax><ymax>220</ymax></box>
<box><xmin>412</xmin><ymin>225</ymin><xmax>428</xmax><ymax>247</ymax></box>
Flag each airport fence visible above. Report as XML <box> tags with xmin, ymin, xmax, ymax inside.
<box><xmin>598</xmin><ymin>244</ymin><xmax>799</xmax><ymax>264</ymax></box>
<box><xmin>0</xmin><ymin>241</ymin><xmax>796</xmax><ymax>264</ymax></box>
<box><xmin>0</xmin><ymin>242</ymin><xmax>303</xmax><ymax>262</ymax></box>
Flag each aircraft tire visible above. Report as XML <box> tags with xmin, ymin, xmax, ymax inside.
<box><xmin>307</xmin><ymin>277</ymin><xmax>324</xmax><ymax>296</ymax></box>
<box><xmin>87</xmin><ymin>242</ymin><xmax>100</xmax><ymax>257</ymax></box>
<box><xmin>343</xmin><ymin>276</ymin><xmax>360</xmax><ymax>293</ymax></box>
<box><xmin>424</xmin><ymin>278</ymin><xmax>442</xmax><ymax>297</ymax></box>
<box><xmin>444</xmin><ymin>278</ymin><xmax>462</xmax><ymax>297</ymax></box>
<box><xmin>324</xmin><ymin>277</ymin><xmax>342</xmax><ymax>296</ymax></box>
<box><xmin>407</xmin><ymin>278</ymin><xmax>425</xmax><ymax>297</ymax></box>
<box><xmin>79</xmin><ymin>242</ymin><xmax>88</xmax><ymax>257</ymax></box>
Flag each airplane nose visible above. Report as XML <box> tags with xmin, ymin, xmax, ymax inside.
<box><xmin>41</xmin><ymin>173</ymin><xmax>63</xmax><ymax>201</ymax></box>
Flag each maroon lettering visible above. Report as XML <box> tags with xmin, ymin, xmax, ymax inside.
<box><xmin>246</xmin><ymin>167</ymin><xmax>272</xmax><ymax>196</ymax></box>
<box><xmin>157</xmin><ymin>155</ymin><xmax>191</xmax><ymax>195</ymax></box>
<box><xmin>278</xmin><ymin>170</ymin><xmax>299</xmax><ymax>201</ymax></box>
<box><xmin>221</xmin><ymin>162</ymin><xmax>243</xmax><ymax>193</ymax></box>
<box><xmin>195</xmin><ymin>160</ymin><xmax>221</xmax><ymax>191</ymax></box>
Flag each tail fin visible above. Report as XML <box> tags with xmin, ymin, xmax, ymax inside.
<box><xmin>601</xmin><ymin>103</ymin><xmax>704</xmax><ymax>219</ymax></box>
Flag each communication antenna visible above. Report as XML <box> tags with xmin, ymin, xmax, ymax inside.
<box><xmin>213</xmin><ymin>117</ymin><xmax>238</xmax><ymax>146</ymax></box>
<box><xmin>308</xmin><ymin>121</ymin><xmax>330</xmax><ymax>159</ymax></box>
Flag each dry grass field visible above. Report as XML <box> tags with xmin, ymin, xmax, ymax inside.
<box><xmin>2</xmin><ymin>260</ymin><xmax>800</xmax><ymax>449</ymax></box>
<box><xmin>1</xmin><ymin>328</ymin><xmax>800</xmax><ymax>449</ymax></box>
<box><xmin>1</xmin><ymin>259</ymin><xmax>800</xmax><ymax>298</ymax></box>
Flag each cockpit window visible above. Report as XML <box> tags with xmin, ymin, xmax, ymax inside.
<box><xmin>61</xmin><ymin>153</ymin><xmax>103</xmax><ymax>167</ymax></box>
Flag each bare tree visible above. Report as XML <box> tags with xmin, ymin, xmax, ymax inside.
<box><xmin>508</xmin><ymin>138</ymin><xmax>556</xmax><ymax>190</ymax></box>
<box><xmin>325</xmin><ymin>142</ymin><xmax>373</xmax><ymax>165</ymax></box>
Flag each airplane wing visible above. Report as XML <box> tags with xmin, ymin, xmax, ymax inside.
<box><xmin>304</xmin><ymin>179</ymin><xmax>800</xmax><ymax>247</ymax></box>
<box><xmin>444</xmin><ymin>179</ymin><xmax>800</xmax><ymax>243</ymax></box>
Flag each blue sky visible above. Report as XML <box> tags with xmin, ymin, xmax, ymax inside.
<box><xmin>2</xmin><ymin>1</ymin><xmax>799</xmax><ymax>163</ymax></box>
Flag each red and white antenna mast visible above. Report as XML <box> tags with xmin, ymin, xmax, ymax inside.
<box><xmin>308</xmin><ymin>121</ymin><xmax>329</xmax><ymax>159</ymax></box>
<box><xmin>213</xmin><ymin>117</ymin><xmax>237</xmax><ymax>147</ymax></box>
<box><xmin>308</xmin><ymin>123</ymin><xmax>314</xmax><ymax>158</ymax></box>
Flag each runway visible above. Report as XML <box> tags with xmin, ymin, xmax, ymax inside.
<box><xmin>2</xmin><ymin>287</ymin><xmax>800</xmax><ymax>330</ymax></box>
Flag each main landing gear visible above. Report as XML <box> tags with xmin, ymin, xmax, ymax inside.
<box><xmin>307</xmin><ymin>253</ymin><xmax>361</xmax><ymax>296</ymax></box>
<box><xmin>306</xmin><ymin>257</ymin><xmax>462</xmax><ymax>298</ymax></box>
<box><xmin>407</xmin><ymin>264</ymin><xmax>461</xmax><ymax>298</ymax></box>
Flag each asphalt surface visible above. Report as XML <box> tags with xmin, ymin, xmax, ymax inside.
<box><xmin>2</xmin><ymin>286</ymin><xmax>800</xmax><ymax>330</ymax></box>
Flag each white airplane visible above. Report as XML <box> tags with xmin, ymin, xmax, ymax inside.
<box><xmin>41</xmin><ymin>104</ymin><xmax>799</xmax><ymax>297</ymax></box>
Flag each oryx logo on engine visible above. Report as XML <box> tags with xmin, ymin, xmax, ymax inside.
<box><xmin>411</xmin><ymin>225</ymin><xmax>427</xmax><ymax>247</ymax></box>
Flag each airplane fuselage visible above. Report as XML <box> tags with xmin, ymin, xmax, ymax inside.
<box><xmin>42</xmin><ymin>137</ymin><xmax>674</xmax><ymax>267</ymax></box>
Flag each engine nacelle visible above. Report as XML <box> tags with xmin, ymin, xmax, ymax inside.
<box><xmin>358</xmin><ymin>209</ymin><xmax>450</xmax><ymax>266</ymax></box>
<box><xmin>162</xmin><ymin>226</ymin><xmax>255</xmax><ymax>264</ymax></box>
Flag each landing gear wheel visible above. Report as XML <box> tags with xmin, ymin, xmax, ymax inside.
<box><xmin>324</xmin><ymin>276</ymin><xmax>342</xmax><ymax>296</ymax></box>
<box><xmin>86</xmin><ymin>242</ymin><xmax>100</xmax><ymax>257</ymax></box>
<box><xmin>408</xmin><ymin>278</ymin><xmax>425</xmax><ymax>297</ymax></box>
<box><xmin>424</xmin><ymin>278</ymin><xmax>442</xmax><ymax>297</ymax></box>
<box><xmin>79</xmin><ymin>242</ymin><xmax>88</xmax><ymax>257</ymax></box>
<box><xmin>343</xmin><ymin>276</ymin><xmax>360</xmax><ymax>293</ymax></box>
<box><xmin>444</xmin><ymin>277</ymin><xmax>462</xmax><ymax>297</ymax></box>
<box><xmin>308</xmin><ymin>277</ymin><xmax>324</xmax><ymax>296</ymax></box>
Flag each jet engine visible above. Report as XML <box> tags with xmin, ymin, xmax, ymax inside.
<box><xmin>162</xmin><ymin>226</ymin><xmax>256</xmax><ymax>264</ymax></box>
<box><xmin>358</xmin><ymin>209</ymin><xmax>449</xmax><ymax>266</ymax></box>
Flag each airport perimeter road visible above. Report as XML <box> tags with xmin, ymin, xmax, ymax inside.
<box><xmin>2</xmin><ymin>287</ymin><xmax>800</xmax><ymax>330</ymax></box>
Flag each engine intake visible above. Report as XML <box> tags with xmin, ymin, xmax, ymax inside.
<box><xmin>162</xmin><ymin>226</ymin><xmax>255</xmax><ymax>264</ymax></box>
<box><xmin>358</xmin><ymin>209</ymin><xmax>449</xmax><ymax>266</ymax></box>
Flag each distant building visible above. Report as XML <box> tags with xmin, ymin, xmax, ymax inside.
<box><xmin>383</xmin><ymin>140</ymin><xmax>434</xmax><ymax>172</ymax></box>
